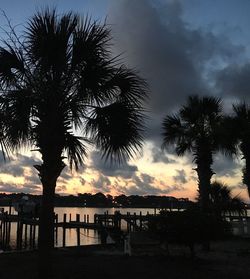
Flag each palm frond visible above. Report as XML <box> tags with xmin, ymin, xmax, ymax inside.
<box><xmin>102</xmin><ymin>66</ymin><xmax>148</xmax><ymax>107</ymax></box>
<box><xmin>217</xmin><ymin>115</ymin><xmax>238</xmax><ymax>156</ymax></box>
<box><xmin>26</xmin><ymin>8</ymin><xmax>77</xmax><ymax>72</ymax></box>
<box><xmin>162</xmin><ymin>114</ymin><xmax>184</xmax><ymax>146</ymax></box>
<box><xmin>71</xmin><ymin>16</ymin><xmax>111</xmax><ymax>69</ymax></box>
<box><xmin>64</xmin><ymin>132</ymin><xmax>90</xmax><ymax>170</ymax></box>
<box><xmin>0</xmin><ymin>45</ymin><xmax>24</xmax><ymax>88</ymax></box>
<box><xmin>86</xmin><ymin>101</ymin><xmax>144</xmax><ymax>163</ymax></box>
<box><xmin>2</xmin><ymin>89</ymin><xmax>32</xmax><ymax>149</ymax></box>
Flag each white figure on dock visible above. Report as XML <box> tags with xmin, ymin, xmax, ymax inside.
<box><xmin>124</xmin><ymin>233</ymin><xmax>131</xmax><ymax>256</ymax></box>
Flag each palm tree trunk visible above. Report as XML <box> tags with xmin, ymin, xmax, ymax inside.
<box><xmin>196</xmin><ymin>157</ymin><xmax>214</xmax><ymax>212</ymax></box>
<box><xmin>38</xmin><ymin>176</ymin><xmax>57</xmax><ymax>278</ymax></box>
<box><xmin>36</xmin><ymin>157</ymin><xmax>65</xmax><ymax>278</ymax></box>
<box><xmin>39</xmin><ymin>181</ymin><xmax>56</xmax><ymax>251</ymax></box>
<box><xmin>243</xmin><ymin>155</ymin><xmax>250</xmax><ymax>200</ymax></box>
<box><xmin>196</xmin><ymin>164</ymin><xmax>213</xmax><ymax>212</ymax></box>
<box><xmin>195</xmin><ymin>148</ymin><xmax>214</xmax><ymax>251</ymax></box>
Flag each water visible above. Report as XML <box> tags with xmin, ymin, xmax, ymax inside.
<box><xmin>1</xmin><ymin>207</ymin><xmax>156</xmax><ymax>249</ymax></box>
<box><xmin>2</xmin><ymin>207</ymin><xmax>249</xmax><ymax>250</ymax></box>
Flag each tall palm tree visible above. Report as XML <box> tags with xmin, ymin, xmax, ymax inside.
<box><xmin>162</xmin><ymin>95</ymin><xmax>223</xmax><ymax>211</ymax></box>
<box><xmin>0</xmin><ymin>8</ymin><xmax>147</xmax><ymax>272</ymax></box>
<box><xmin>228</xmin><ymin>103</ymin><xmax>250</xmax><ymax>199</ymax></box>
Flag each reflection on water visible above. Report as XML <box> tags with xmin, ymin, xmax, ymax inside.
<box><xmin>2</xmin><ymin>207</ymin><xmax>155</xmax><ymax>249</ymax></box>
<box><xmin>2</xmin><ymin>206</ymin><xmax>249</xmax><ymax>250</ymax></box>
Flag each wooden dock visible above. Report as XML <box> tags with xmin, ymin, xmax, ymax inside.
<box><xmin>1</xmin><ymin>208</ymin><xmax>250</xmax><ymax>251</ymax></box>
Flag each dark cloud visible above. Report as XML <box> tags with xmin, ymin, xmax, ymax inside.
<box><xmin>0</xmin><ymin>153</ymin><xmax>40</xmax><ymax>177</ymax></box>
<box><xmin>0</xmin><ymin>183</ymin><xmax>21</xmax><ymax>193</ymax></box>
<box><xmin>213</xmin><ymin>153</ymin><xmax>241</xmax><ymax>178</ymax></box>
<box><xmin>55</xmin><ymin>185</ymin><xmax>68</xmax><ymax>194</ymax></box>
<box><xmin>173</xmin><ymin>169</ymin><xmax>187</xmax><ymax>184</ymax></box>
<box><xmin>79</xmin><ymin>177</ymin><xmax>86</xmax><ymax>186</ymax></box>
<box><xmin>20</xmin><ymin>184</ymin><xmax>41</xmax><ymax>194</ymax></box>
<box><xmin>0</xmin><ymin>153</ymin><xmax>43</xmax><ymax>194</ymax></box>
<box><xmin>91</xmin><ymin>151</ymin><xmax>138</xmax><ymax>179</ymax></box>
<box><xmin>88</xmin><ymin>170</ymin><xmax>184</xmax><ymax>196</ymax></box>
<box><xmin>116</xmin><ymin>173</ymin><xmax>184</xmax><ymax>196</ymax></box>
<box><xmin>215</xmin><ymin>63</ymin><xmax>250</xmax><ymax>102</ymax></box>
<box><xmin>108</xmin><ymin>0</ymin><xmax>243</xmax><ymax>143</ymax></box>
<box><xmin>24</xmin><ymin>174</ymin><xmax>41</xmax><ymax>186</ymax></box>
<box><xmin>0</xmin><ymin>181</ymin><xmax>40</xmax><ymax>194</ymax></box>
<box><xmin>91</xmin><ymin>174</ymin><xmax>112</xmax><ymax>193</ymax></box>
<box><xmin>60</xmin><ymin>167</ymin><xmax>72</xmax><ymax>180</ymax></box>
<box><xmin>151</xmin><ymin>147</ymin><xmax>177</xmax><ymax>164</ymax></box>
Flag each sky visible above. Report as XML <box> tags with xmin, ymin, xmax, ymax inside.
<box><xmin>0</xmin><ymin>0</ymin><xmax>250</xmax><ymax>201</ymax></box>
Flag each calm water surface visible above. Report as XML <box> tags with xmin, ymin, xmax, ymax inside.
<box><xmin>2</xmin><ymin>207</ymin><xmax>156</xmax><ymax>249</ymax></box>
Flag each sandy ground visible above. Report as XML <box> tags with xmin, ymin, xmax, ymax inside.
<box><xmin>0</xmin><ymin>237</ymin><xmax>250</xmax><ymax>279</ymax></box>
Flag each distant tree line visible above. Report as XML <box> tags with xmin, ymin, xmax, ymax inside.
<box><xmin>0</xmin><ymin>192</ymin><xmax>192</xmax><ymax>209</ymax></box>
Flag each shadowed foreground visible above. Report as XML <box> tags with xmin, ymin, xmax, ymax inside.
<box><xmin>0</xmin><ymin>238</ymin><xmax>250</xmax><ymax>279</ymax></box>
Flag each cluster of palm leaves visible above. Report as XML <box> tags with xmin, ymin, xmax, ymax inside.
<box><xmin>0</xmin><ymin>9</ymin><xmax>147</xmax><ymax>273</ymax></box>
<box><xmin>198</xmin><ymin>181</ymin><xmax>246</xmax><ymax>216</ymax></box>
<box><xmin>162</xmin><ymin>95</ymin><xmax>250</xmax><ymax>211</ymax></box>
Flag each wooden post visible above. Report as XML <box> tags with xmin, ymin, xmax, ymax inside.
<box><xmin>29</xmin><ymin>224</ymin><xmax>33</xmax><ymax>248</ymax></box>
<box><xmin>133</xmin><ymin>213</ymin><xmax>136</xmax><ymax>231</ymax></box>
<box><xmin>3</xmin><ymin>214</ymin><xmax>7</xmax><ymax>249</ymax></box>
<box><xmin>32</xmin><ymin>224</ymin><xmax>36</xmax><ymax>249</ymax></box>
<box><xmin>19</xmin><ymin>220</ymin><xmax>23</xmax><ymax>250</ymax></box>
<box><xmin>69</xmin><ymin>213</ymin><xmax>72</xmax><ymax>222</ymax></box>
<box><xmin>55</xmin><ymin>214</ymin><xmax>58</xmax><ymax>245</ymax></box>
<box><xmin>238</xmin><ymin>217</ymin><xmax>245</xmax><ymax>235</ymax></box>
<box><xmin>63</xmin><ymin>213</ymin><xmax>66</xmax><ymax>247</ymax></box>
<box><xmin>127</xmin><ymin>212</ymin><xmax>130</xmax><ymax>232</ymax></box>
<box><xmin>16</xmin><ymin>213</ymin><xmax>20</xmax><ymax>250</ymax></box>
<box><xmin>0</xmin><ymin>220</ymin><xmax>2</xmax><ymax>244</ymax></box>
<box><xmin>104</xmin><ymin>212</ymin><xmax>107</xmax><ymax>227</ymax></box>
<box><xmin>76</xmin><ymin>214</ymin><xmax>80</xmax><ymax>246</ymax></box>
<box><xmin>24</xmin><ymin>223</ymin><xmax>28</xmax><ymax>249</ymax></box>
<box><xmin>87</xmin><ymin>214</ymin><xmax>89</xmax><ymax>224</ymax></box>
<box><xmin>140</xmin><ymin>211</ymin><xmax>142</xmax><ymax>230</ymax></box>
<box><xmin>7</xmin><ymin>219</ymin><xmax>11</xmax><ymax>245</ymax></box>
<box><xmin>84</xmin><ymin>214</ymin><xmax>86</xmax><ymax>223</ymax></box>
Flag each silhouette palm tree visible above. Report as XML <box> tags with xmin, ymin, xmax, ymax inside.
<box><xmin>0</xmin><ymin>8</ymin><xmax>147</xmax><ymax>272</ymax></box>
<box><xmin>162</xmin><ymin>95</ymin><xmax>223</xmax><ymax>211</ymax></box>
<box><xmin>198</xmin><ymin>181</ymin><xmax>246</xmax><ymax>216</ymax></box>
<box><xmin>226</xmin><ymin>103</ymin><xmax>250</xmax><ymax>200</ymax></box>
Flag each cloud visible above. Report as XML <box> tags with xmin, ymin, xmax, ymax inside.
<box><xmin>108</xmin><ymin>0</ymin><xmax>244</xmax><ymax>143</ymax></box>
<box><xmin>91</xmin><ymin>151</ymin><xmax>138</xmax><ymax>179</ymax></box>
<box><xmin>91</xmin><ymin>174</ymin><xmax>112</xmax><ymax>193</ymax></box>
<box><xmin>151</xmin><ymin>147</ymin><xmax>177</xmax><ymax>164</ymax></box>
<box><xmin>56</xmin><ymin>185</ymin><xmax>67</xmax><ymax>193</ymax></box>
<box><xmin>215</xmin><ymin>63</ymin><xmax>250</xmax><ymax>102</ymax></box>
<box><xmin>0</xmin><ymin>181</ymin><xmax>40</xmax><ymax>194</ymax></box>
<box><xmin>115</xmin><ymin>172</ymin><xmax>184</xmax><ymax>196</ymax></box>
<box><xmin>60</xmin><ymin>167</ymin><xmax>72</xmax><ymax>180</ymax></box>
<box><xmin>173</xmin><ymin>169</ymin><xmax>187</xmax><ymax>184</ymax></box>
<box><xmin>0</xmin><ymin>153</ymin><xmax>40</xmax><ymax>177</ymax></box>
<box><xmin>213</xmin><ymin>153</ymin><xmax>241</xmax><ymax>178</ymax></box>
